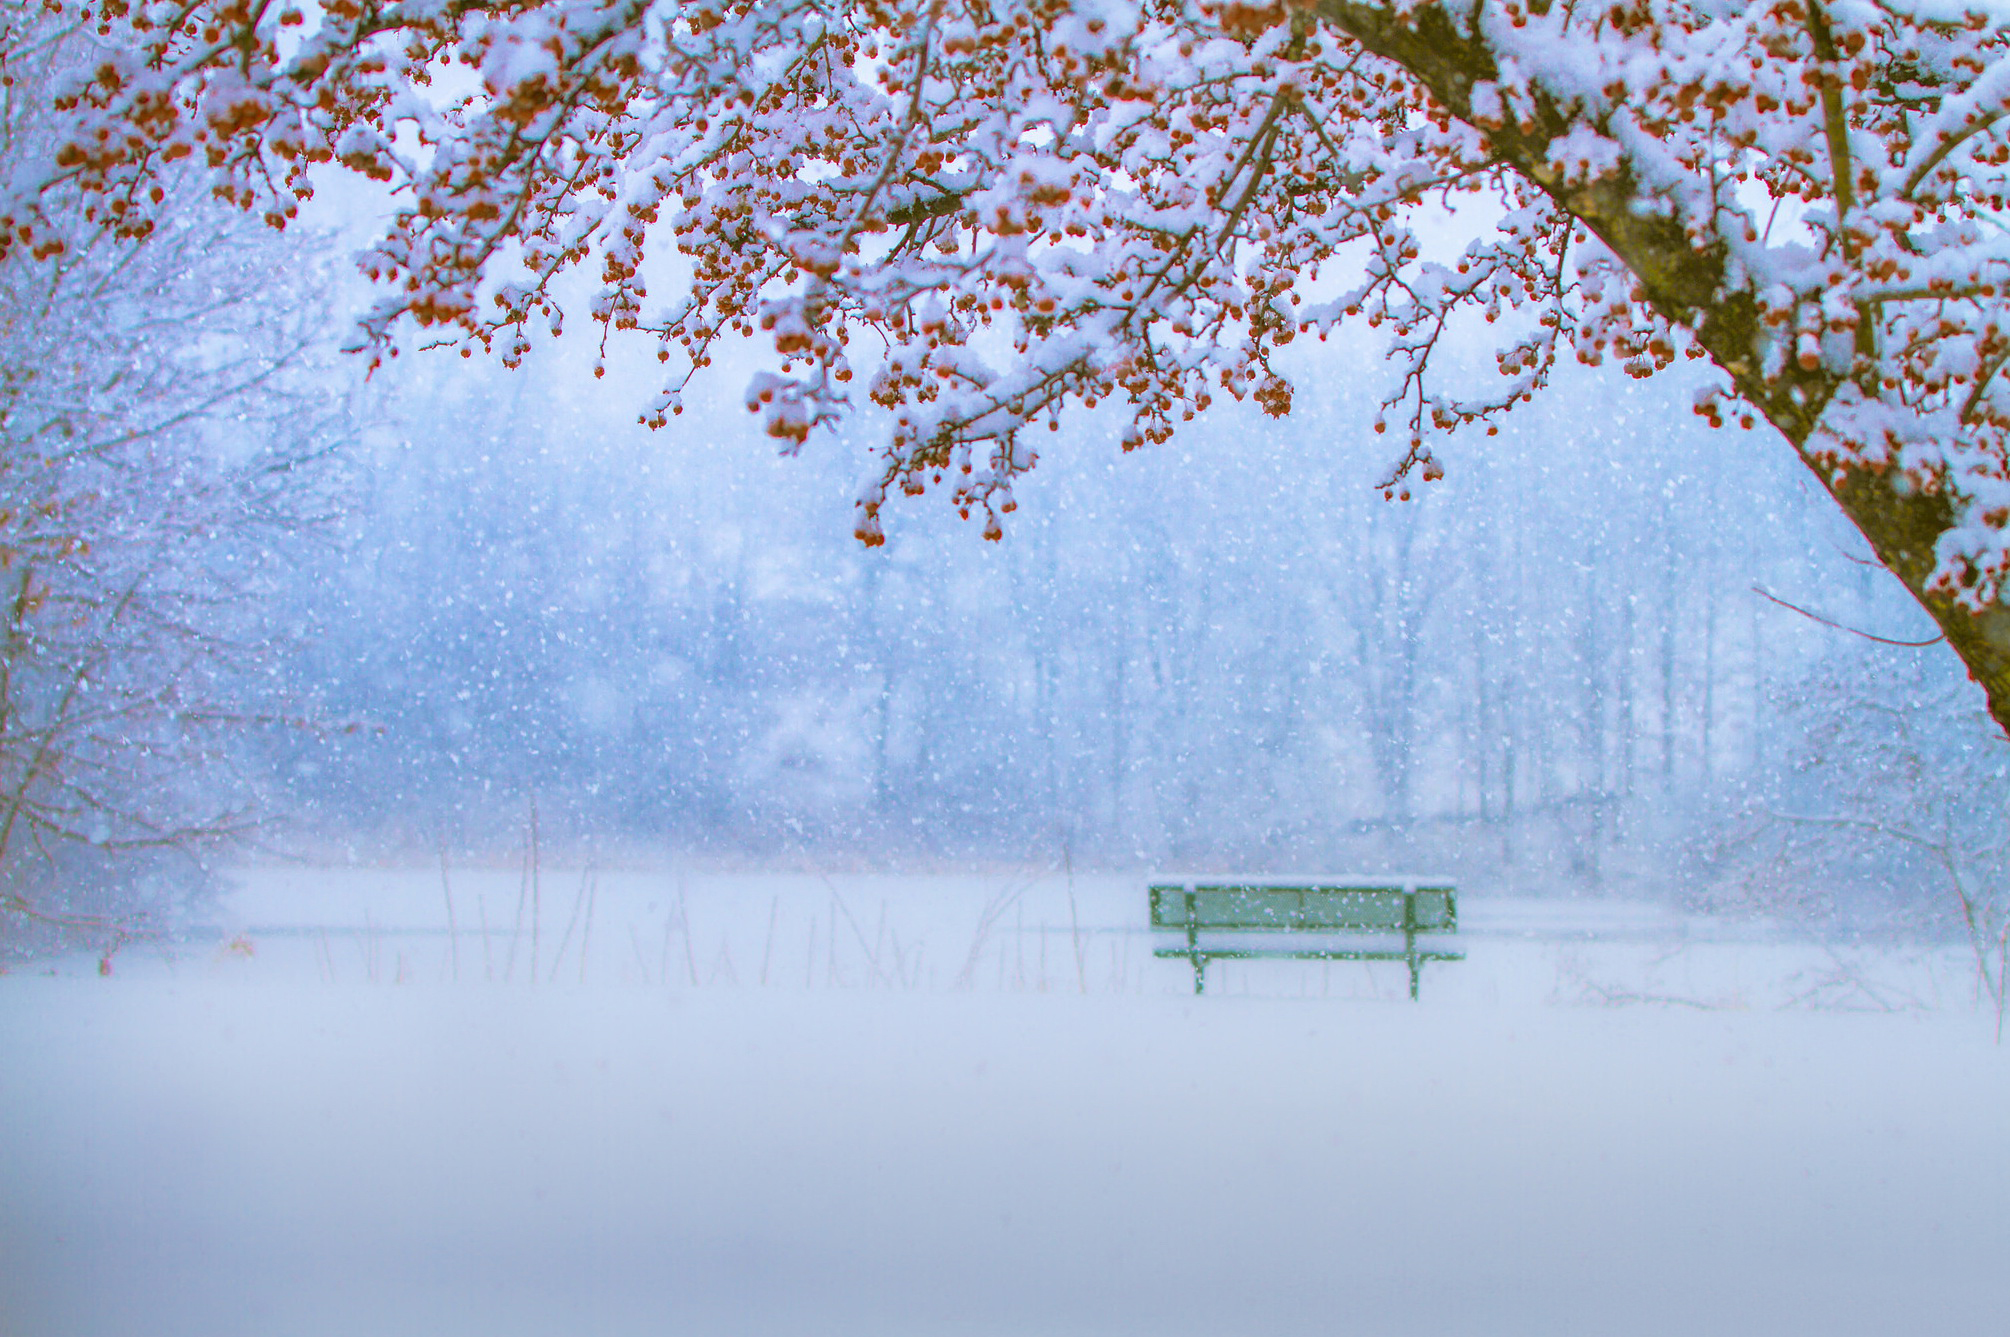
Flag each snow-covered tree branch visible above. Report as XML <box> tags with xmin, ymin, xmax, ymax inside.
<box><xmin>22</xmin><ymin>0</ymin><xmax>2010</xmax><ymax>730</ymax></box>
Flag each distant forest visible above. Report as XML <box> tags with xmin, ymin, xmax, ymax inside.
<box><xmin>252</xmin><ymin>344</ymin><xmax>1999</xmax><ymax>929</ymax></box>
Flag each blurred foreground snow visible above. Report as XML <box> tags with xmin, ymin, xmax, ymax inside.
<box><xmin>2</xmin><ymin>868</ymin><xmax>2006</xmax><ymax>1337</ymax></box>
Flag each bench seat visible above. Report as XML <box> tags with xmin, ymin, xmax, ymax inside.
<box><xmin>1149</xmin><ymin>878</ymin><xmax>1463</xmax><ymax>997</ymax></box>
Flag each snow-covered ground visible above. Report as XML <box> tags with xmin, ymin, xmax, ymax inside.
<box><xmin>2</xmin><ymin>867</ymin><xmax>2006</xmax><ymax>1337</ymax></box>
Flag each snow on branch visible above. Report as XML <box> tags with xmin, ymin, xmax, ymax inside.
<box><xmin>16</xmin><ymin>0</ymin><xmax>2010</xmax><ymax>716</ymax></box>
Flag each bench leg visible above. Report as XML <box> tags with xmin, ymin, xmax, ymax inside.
<box><xmin>1185</xmin><ymin>898</ymin><xmax>1204</xmax><ymax>995</ymax></box>
<box><xmin>1404</xmin><ymin>916</ymin><xmax>1421</xmax><ymax>1001</ymax></box>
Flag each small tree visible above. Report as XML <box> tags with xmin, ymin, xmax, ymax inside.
<box><xmin>1712</xmin><ymin>642</ymin><xmax>2010</xmax><ymax>1027</ymax></box>
<box><xmin>0</xmin><ymin>19</ymin><xmax>350</xmax><ymax>963</ymax></box>
<box><xmin>20</xmin><ymin>0</ymin><xmax>2010</xmax><ymax>733</ymax></box>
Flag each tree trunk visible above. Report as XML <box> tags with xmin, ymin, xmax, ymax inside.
<box><xmin>1314</xmin><ymin>0</ymin><xmax>2010</xmax><ymax>737</ymax></box>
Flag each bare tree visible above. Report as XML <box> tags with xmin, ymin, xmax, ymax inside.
<box><xmin>1710</xmin><ymin>644</ymin><xmax>2010</xmax><ymax>1031</ymax></box>
<box><xmin>0</xmin><ymin>23</ymin><xmax>351</xmax><ymax>964</ymax></box>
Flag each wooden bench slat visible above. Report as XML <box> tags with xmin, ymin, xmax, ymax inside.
<box><xmin>1148</xmin><ymin>878</ymin><xmax>1461</xmax><ymax>997</ymax></box>
<box><xmin>1152</xmin><ymin>947</ymin><xmax>1467</xmax><ymax>962</ymax></box>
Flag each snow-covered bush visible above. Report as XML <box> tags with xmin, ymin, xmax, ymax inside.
<box><xmin>1703</xmin><ymin>641</ymin><xmax>2010</xmax><ymax>1014</ymax></box>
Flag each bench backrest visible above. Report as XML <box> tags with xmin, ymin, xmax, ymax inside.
<box><xmin>1148</xmin><ymin>880</ymin><xmax>1457</xmax><ymax>934</ymax></box>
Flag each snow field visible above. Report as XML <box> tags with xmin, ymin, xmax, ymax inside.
<box><xmin>184</xmin><ymin>865</ymin><xmax>1989</xmax><ymax>1004</ymax></box>
<box><xmin>2</xmin><ymin>869</ymin><xmax>2007</xmax><ymax>1337</ymax></box>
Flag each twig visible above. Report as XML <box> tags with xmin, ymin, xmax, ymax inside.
<box><xmin>505</xmin><ymin>835</ymin><xmax>528</xmax><ymax>984</ymax></box>
<box><xmin>437</xmin><ymin>830</ymin><xmax>459</xmax><ymax>984</ymax></box>
<box><xmin>821</xmin><ymin>876</ymin><xmax>892</xmax><ymax>986</ymax></box>
<box><xmin>953</xmin><ymin>876</ymin><xmax>1029</xmax><ymax>989</ymax></box>
<box><xmin>760</xmin><ymin>894</ymin><xmax>778</xmax><ymax>987</ymax></box>
<box><xmin>527</xmin><ymin>793</ymin><xmax>541</xmax><ymax>988</ymax></box>
<box><xmin>578</xmin><ymin>869</ymin><xmax>596</xmax><ymax>987</ymax></box>
<box><xmin>1751</xmin><ymin>585</ymin><xmax>1942</xmax><ymax>647</ymax></box>
<box><xmin>629</xmin><ymin>922</ymin><xmax>651</xmax><ymax>985</ymax></box>
<box><xmin>549</xmin><ymin>865</ymin><xmax>591</xmax><ymax>985</ymax></box>
<box><xmin>1995</xmin><ymin>921</ymin><xmax>2007</xmax><ymax>1044</ymax></box>
<box><xmin>875</xmin><ymin>899</ymin><xmax>893</xmax><ymax>985</ymax></box>
<box><xmin>709</xmin><ymin>940</ymin><xmax>738</xmax><ymax>986</ymax></box>
<box><xmin>477</xmin><ymin>888</ymin><xmax>493</xmax><ymax>983</ymax></box>
<box><xmin>678</xmin><ymin>877</ymin><xmax>698</xmax><ymax>987</ymax></box>
<box><xmin>1579</xmin><ymin>980</ymin><xmax>1731</xmax><ymax>1010</ymax></box>
<box><xmin>1065</xmin><ymin>840</ymin><xmax>1086</xmax><ymax>994</ymax></box>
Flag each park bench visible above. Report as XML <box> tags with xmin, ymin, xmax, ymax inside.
<box><xmin>1149</xmin><ymin>877</ymin><xmax>1462</xmax><ymax>998</ymax></box>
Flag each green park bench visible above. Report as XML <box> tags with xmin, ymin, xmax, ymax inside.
<box><xmin>1149</xmin><ymin>878</ymin><xmax>1462</xmax><ymax>998</ymax></box>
